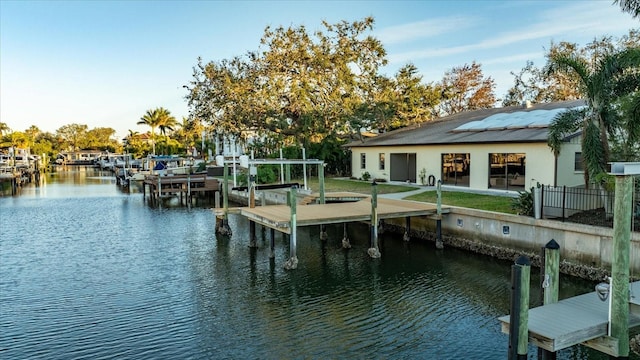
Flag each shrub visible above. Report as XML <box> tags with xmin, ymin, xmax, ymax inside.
<box><xmin>512</xmin><ymin>187</ymin><xmax>534</xmax><ymax>216</ymax></box>
<box><xmin>361</xmin><ymin>171</ymin><xmax>371</xmax><ymax>181</ymax></box>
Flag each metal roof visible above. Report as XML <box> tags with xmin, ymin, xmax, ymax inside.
<box><xmin>347</xmin><ymin>99</ymin><xmax>585</xmax><ymax>148</ymax></box>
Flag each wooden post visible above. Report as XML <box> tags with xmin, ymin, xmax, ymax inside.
<box><xmin>539</xmin><ymin>239</ymin><xmax>560</xmax><ymax>360</ymax></box>
<box><xmin>269</xmin><ymin>228</ymin><xmax>275</xmax><ymax>259</ymax></box>
<box><xmin>284</xmin><ymin>186</ymin><xmax>298</xmax><ymax>270</ymax></box>
<box><xmin>368</xmin><ymin>181</ymin><xmax>381</xmax><ymax>258</ymax></box>
<box><xmin>342</xmin><ymin>223</ymin><xmax>351</xmax><ymax>249</ymax></box>
<box><xmin>249</xmin><ymin>221</ymin><xmax>257</xmax><ymax>248</ymax></box>
<box><xmin>509</xmin><ymin>255</ymin><xmax>530</xmax><ymax>360</ymax></box>
<box><xmin>285</xmin><ymin>163</ymin><xmax>291</xmax><ymax>184</ymax></box>
<box><xmin>403</xmin><ymin>216</ymin><xmax>411</xmax><ymax>241</ymax></box>
<box><xmin>319</xmin><ymin>162</ymin><xmax>325</xmax><ymax>205</ymax></box>
<box><xmin>436</xmin><ymin>179</ymin><xmax>444</xmax><ymax>249</ymax></box>
<box><xmin>320</xmin><ymin>225</ymin><xmax>328</xmax><ymax>241</ymax></box>
<box><xmin>216</xmin><ymin>162</ymin><xmax>232</xmax><ymax>236</ymax></box>
<box><xmin>610</xmin><ymin>174</ymin><xmax>633</xmax><ymax>359</ymax></box>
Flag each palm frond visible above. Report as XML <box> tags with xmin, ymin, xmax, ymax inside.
<box><xmin>547</xmin><ymin>108</ymin><xmax>585</xmax><ymax>156</ymax></box>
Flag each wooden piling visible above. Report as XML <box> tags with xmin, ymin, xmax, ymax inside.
<box><xmin>403</xmin><ymin>217</ymin><xmax>411</xmax><ymax>241</ymax></box>
<box><xmin>539</xmin><ymin>239</ymin><xmax>560</xmax><ymax>360</ymax></box>
<box><xmin>368</xmin><ymin>181</ymin><xmax>381</xmax><ymax>258</ymax></box>
<box><xmin>319</xmin><ymin>163</ymin><xmax>325</xmax><ymax>204</ymax></box>
<box><xmin>610</xmin><ymin>175</ymin><xmax>633</xmax><ymax>359</ymax></box>
<box><xmin>269</xmin><ymin>228</ymin><xmax>275</xmax><ymax>259</ymax></box>
<box><xmin>436</xmin><ymin>179</ymin><xmax>443</xmax><ymax>249</ymax></box>
<box><xmin>509</xmin><ymin>255</ymin><xmax>530</xmax><ymax>360</ymax></box>
<box><xmin>284</xmin><ymin>186</ymin><xmax>298</xmax><ymax>270</ymax></box>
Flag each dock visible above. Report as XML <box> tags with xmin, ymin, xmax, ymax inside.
<box><xmin>499</xmin><ymin>281</ymin><xmax>640</xmax><ymax>355</ymax></box>
<box><xmin>143</xmin><ymin>173</ymin><xmax>220</xmax><ymax>205</ymax></box>
<box><xmin>234</xmin><ymin>192</ymin><xmax>447</xmax><ymax>234</ymax></box>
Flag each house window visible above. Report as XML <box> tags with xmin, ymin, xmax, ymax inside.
<box><xmin>574</xmin><ymin>152</ymin><xmax>584</xmax><ymax>172</ymax></box>
<box><xmin>360</xmin><ymin>153</ymin><xmax>366</xmax><ymax>170</ymax></box>
<box><xmin>441</xmin><ymin>153</ymin><xmax>470</xmax><ymax>187</ymax></box>
<box><xmin>379</xmin><ymin>153</ymin><xmax>385</xmax><ymax>170</ymax></box>
<box><xmin>489</xmin><ymin>153</ymin><xmax>526</xmax><ymax>189</ymax></box>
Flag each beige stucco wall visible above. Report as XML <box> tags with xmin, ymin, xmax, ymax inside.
<box><xmin>555</xmin><ymin>136</ymin><xmax>585</xmax><ymax>187</ymax></box>
<box><xmin>351</xmin><ymin>141</ymin><xmax>580</xmax><ymax>190</ymax></box>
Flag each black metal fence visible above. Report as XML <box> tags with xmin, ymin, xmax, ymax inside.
<box><xmin>539</xmin><ymin>183</ymin><xmax>640</xmax><ymax>228</ymax></box>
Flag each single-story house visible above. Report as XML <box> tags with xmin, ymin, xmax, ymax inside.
<box><xmin>346</xmin><ymin>99</ymin><xmax>586</xmax><ymax>191</ymax></box>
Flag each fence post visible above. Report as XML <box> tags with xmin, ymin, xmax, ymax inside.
<box><xmin>561</xmin><ymin>185</ymin><xmax>566</xmax><ymax>221</ymax></box>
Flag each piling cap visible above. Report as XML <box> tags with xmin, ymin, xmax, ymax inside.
<box><xmin>371</xmin><ymin>180</ymin><xmax>378</xmax><ymax>186</ymax></box>
<box><xmin>545</xmin><ymin>239</ymin><xmax>560</xmax><ymax>250</ymax></box>
<box><xmin>515</xmin><ymin>255</ymin><xmax>530</xmax><ymax>266</ymax></box>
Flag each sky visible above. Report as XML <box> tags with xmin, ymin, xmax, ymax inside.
<box><xmin>1</xmin><ymin>0</ymin><xmax>637</xmax><ymax>141</ymax></box>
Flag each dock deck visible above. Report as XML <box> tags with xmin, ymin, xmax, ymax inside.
<box><xmin>499</xmin><ymin>281</ymin><xmax>640</xmax><ymax>354</ymax></box>
<box><xmin>233</xmin><ymin>192</ymin><xmax>448</xmax><ymax>234</ymax></box>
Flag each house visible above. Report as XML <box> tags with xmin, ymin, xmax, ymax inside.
<box><xmin>346</xmin><ymin>100</ymin><xmax>586</xmax><ymax>191</ymax></box>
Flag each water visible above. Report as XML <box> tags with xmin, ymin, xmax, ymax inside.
<box><xmin>0</xmin><ymin>168</ymin><xmax>626</xmax><ymax>359</ymax></box>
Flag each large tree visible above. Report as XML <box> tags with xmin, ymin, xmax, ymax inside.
<box><xmin>437</xmin><ymin>61</ymin><xmax>496</xmax><ymax>116</ymax></box>
<box><xmin>547</xmin><ymin>47</ymin><xmax>640</xmax><ymax>186</ymax></box>
<box><xmin>186</xmin><ymin>17</ymin><xmax>388</xmax><ymax>149</ymax></box>
<box><xmin>56</xmin><ymin>123</ymin><xmax>88</xmax><ymax>151</ymax></box>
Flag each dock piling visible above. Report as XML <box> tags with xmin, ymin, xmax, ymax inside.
<box><xmin>284</xmin><ymin>186</ymin><xmax>298</xmax><ymax>270</ymax></box>
<box><xmin>509</xmin><ymin>255</ymin><xmax>530</xmax><ymax>360</ymax></box>
<box><xmin>436</xmin><ymin>179</ymin><xmax>444</xmax><ymax>249</ymax></box>
<box><xmin>368</xmin><ymin>181</ymin><xmax>381</xmax><ymax>258</ymax></box>
<box><xmin>539</xmin><ymin>239</ymin><xmax>560</xmax><ymax>360</ymax></box>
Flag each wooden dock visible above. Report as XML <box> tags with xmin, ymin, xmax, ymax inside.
<box><xmin>231</xmin><ymin>192</ymin><xmax>448</xmax><ymax>234</ymax></box>
<box><xmin>143</xmin><ymin>173</ymin><xmax>220</xmax><ymax>205</ymax></box>
<box><xmin>499</xmin><ymin>281</ymin><xmax>640</xmax><ymax>355</ymax></box>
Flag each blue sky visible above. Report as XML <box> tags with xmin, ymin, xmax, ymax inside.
<box><xmin>1</xmin><ymin>0</ymin><xmax>637</xmax><ymax>140</ymax></box>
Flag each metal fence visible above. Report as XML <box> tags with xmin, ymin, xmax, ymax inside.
<box><xmin>539</xmin><ymin>183</ymin><xmax>640</xmax><ymax>226</ymax></box>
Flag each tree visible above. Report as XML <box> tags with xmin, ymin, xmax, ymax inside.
<box><xmin>615</xmin><ymin>0</ymin><xmax>640</xmax><ymax>18</ymax></box>
<box><xmin>138</xmin><ymin>107</ymin><xmax>175</xmax><ymax>155</ymax></box>
<box><xmin>56</xmin><ymin>124</ymin><xmax>88</xmax><ymax>151</ymax></box>
<box><xmin>503</xmin><ymin>32</ymin><xmax>639</xmax><ymax>106</ymax></box>
<box><xmin>0</xmin><ymin>122</ymin><xmax>10</xmax><ymax>137</ymax></box>
<box><xmin>186</xmin><ymin>17</ymin><xmax>388</xmax><ymax>149</ymax></box>
<box><xmin>438</xmin><ymin>61</ymin><xmax>496</xmax><ymax>116</ymax></box>
<box><xmin>547</xmin><ymin>47</ymin><xmax>640</xmax><ymax>186</ymax></box>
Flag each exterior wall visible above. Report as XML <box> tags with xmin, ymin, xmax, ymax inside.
<box><xmin>385</xmin><ymin>206</ymin><xmax>640</xmax><ymax>272</ymax></box>
<box><xmin>555</xmin><ymin>136</ymin><xmax>584</xmax><ymax>187</ymax></box>
<box><xmin>351</xmin><ymin>141</ymin><xmax>571</xmax><ymax>190</ymax></box>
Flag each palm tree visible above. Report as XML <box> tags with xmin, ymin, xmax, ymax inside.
<box><xmin>0</xmin><ymin>122</ymin><xmax>10</xmax><ymax>137</ymax></box>
<box><xmin>615</xmin><ymin>0</ymin><xmax>640</xmax><ymax>18</ymax></box>
<box><xmin>137</xmin><ymin>107</ymin><xmax>175</xmax><ymax>155</ymax></box>
<box><xmin>547</xmin><ymin>47</ymin><xmax>640</xmax><ymax>186</ymax></box>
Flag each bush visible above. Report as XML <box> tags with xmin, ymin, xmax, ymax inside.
<box><xmin>512</xmin><ymin>187</ymin><xmax>534</xmax><ymax>216</ymax></box>
<box><xmin>361</xmin><ymin>171</ymin><xmax>371</xmax><ymax>181</ymax></box>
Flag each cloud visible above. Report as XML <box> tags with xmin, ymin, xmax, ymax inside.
<box><xmin>374</xmin><ymin>16</ymin><xmax>479</xmax><ymax>45</ymax></box>
<box><xmin>385</xmin><ymin>1</ymin><xmax>637</xmax><ymax>65</ymax></box>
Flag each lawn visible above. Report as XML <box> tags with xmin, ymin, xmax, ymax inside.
<box><xmin>405</xmin><ymin>190</ymin><xmax>516</xmax><ymax>214</ymax></box>
<box><xmin>303</xmin><ymin>177</ymin><xmax>418</xmax><ymax>194</ymax></box>
<box><xmin>305</xmin><ymin>177</ymin><xmax>516</xmax><ymax>214</ymax></box>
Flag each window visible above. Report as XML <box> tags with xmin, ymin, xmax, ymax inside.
<box><xmin>488</xmin><ymin>153</ymin><xmax>526</xmax><ymax>189</ymax></box>
<box><xmin>379</xmin><ymin>153</ymin><xmax>385</xmax><ymax>170</ymax></box>
<box><xmin>574</xmin><ymin>153</ymin><xmax>584</xmax><ymax>172</ymax></box>
<box><xmin>441</xmin><ymin>153</ymin><xmax>470</xmax><ymax>187</ymax></box>
<box><xmin>360</xmin><ymin>153</ymin><xmax>366</xmax><ymax>169</ymax></box>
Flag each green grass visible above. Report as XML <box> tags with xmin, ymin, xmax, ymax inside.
<box><xmin>303</xmin><ymin>177</ymin><xmax>418</xmax><ymax>194</ymax></box>
<box><xmin>284</xmin><ymin>177</ymin><xmax>516</xmax><ymax>214</ymax></box>
<box><xmin>406</xmin><ymin>190</ymin><xmax>516</xmax><ymax>214</ymax></box>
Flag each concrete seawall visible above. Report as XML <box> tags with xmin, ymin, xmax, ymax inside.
<box><xmin>384</xmin><ymin>205</ymin><xmax>640</xmax><ymax>281</ymax></box>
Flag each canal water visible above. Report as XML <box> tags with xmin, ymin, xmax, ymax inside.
<box><xmin>0</xmin><ymin>168</ymin><xmax>626</xmax><ymax>359</ymax></box>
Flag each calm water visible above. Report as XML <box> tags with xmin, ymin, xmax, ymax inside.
<box><xmin>0</xmin><ymin>168</ymin><xmax>621</xmax><ymax>359</ymax></box>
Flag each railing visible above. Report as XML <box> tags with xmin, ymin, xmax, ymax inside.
<box><xmin>540</xmin><ymin>183</ymin><xmax>640</xmax><ymax>226</ymax></box>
